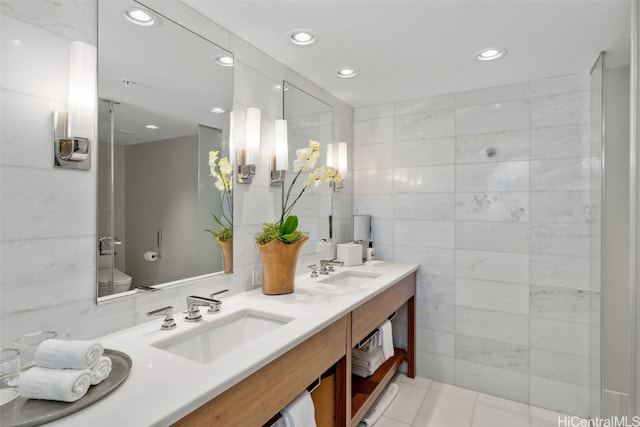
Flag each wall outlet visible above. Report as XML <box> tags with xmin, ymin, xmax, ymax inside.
<box><xmin>252</xmin><ymin>269</ymin><xmax>263</xmax><ymax>287</ymax></box>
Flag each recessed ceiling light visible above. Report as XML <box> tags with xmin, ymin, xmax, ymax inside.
<box><xmin>121</xmin><ymin>79</ymin><xmax>136</xmax><ymax>87</ymax></box>
<box><xmin>289</xmin><ymin>29</ymin><xmax>317</xmax><ymax>46</ymax></box>
<box><xmin>337</xmin><ymin>67</ymin><xmax>357</xmax><ymax>78</ymax></box>
<box><xmin>122</xmin><ymin>8</ymin><xmax>160</xmax><ymax>27</ymax></box>
<box><xmin>208</xmin><ymin>107</ymin><xmax>225</xmax><ymax>114</ymax></box>
<box><xmin>215</xmin><ymin>55</ymin><xmax>234</xmax><ymax>67</ymax></box>
<box><xmin>145</xmin><ymin>124</ymin><xmax>159</xmax><ymax>130</ymax></box>
<box><xmin>475</xmin><ymin>48</ymin><xmax>507</xmax><ymax>61</ymax></box>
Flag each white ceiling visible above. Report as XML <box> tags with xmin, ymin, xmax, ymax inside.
<box><xmin>181</xmin><ymin>0</ymin><xmax>631</xmax><ymax>108</ymax></box>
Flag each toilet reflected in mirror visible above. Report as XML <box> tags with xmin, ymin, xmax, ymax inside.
<box><xmin>97</xmin><ymin>255</ymin><xmax>132</xmax><ymax>297</ymax></box>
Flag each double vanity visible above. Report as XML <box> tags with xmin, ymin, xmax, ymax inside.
<box><xmin>48</xmin><ymin>262</ymin><xmax>418</xmax><ymax>426</ymax></box>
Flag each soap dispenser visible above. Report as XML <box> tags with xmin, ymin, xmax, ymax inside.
<box><xmin>366</xmin><ymin>241</ymin><xmax>375</xmax><ymax>261</ymax></box>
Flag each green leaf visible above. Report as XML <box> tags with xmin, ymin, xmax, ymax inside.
<box><xmin>280</xmin><ymin>231</ymin><xmax>300</xmax><ymax>243</ymax></box>
<box><xmin>280</xmin><ymin>215</ymin><xmax>298</xmax><ymax>236</ymax></box>
<box><xmin>210</xmin><ymin>213</ymin><xmax>224</xmax><ymax>228</ymax></box>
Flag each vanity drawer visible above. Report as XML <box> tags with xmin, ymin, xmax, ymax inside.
<box><xmin>351</xmin><ymin>273</ymin><xmax>416</xmax><ymax>347</ymax></box>
<box><xmin>174</xmin><ymin>315</ymin><xmax>348</xmax><ymax>427</ymax></box>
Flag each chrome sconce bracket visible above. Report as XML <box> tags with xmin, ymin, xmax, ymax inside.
<box><xmin>236</xmin><ymin>149</ymin><xmax>255</xmax><ymax>184</ymax></box>
<box><xmin>53</xmin><ymin>111</ymin><xmax>91</xmax><ymax>170</ymax></box>
<box><xmin>270</xmin><ymin>156</ymin><xmax>286</xmax><ymax>186</ymax></box>
<box><xmin>237</xmin><ymin>164</ymin><xmax>255</xmax><ymax>184</ymax></box>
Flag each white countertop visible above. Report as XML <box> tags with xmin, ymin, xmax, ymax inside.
<box><xmin>48</xmin><ymin>262</ymin><xmax>418</xmax><ymax>427</ymax></box>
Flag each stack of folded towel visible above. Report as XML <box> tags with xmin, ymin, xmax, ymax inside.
<box><xmin>352</xmin><ymin>319</ymin><xmax>394</xmax><ymax>378</ymax></box>
<box><xmin>352</xmin><ymin>346</ymin><xmax>384</xmax><ymax>378</ymax></box>
<box><xmin>18</xmin><ymin>339</ymin><xmax>112</xmax><ymax>402</ymax></box>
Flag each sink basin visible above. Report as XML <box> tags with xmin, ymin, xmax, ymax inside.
<box><xmin>317</xmin><ymin>270</ymin><xmax>381</xmax><ymax>286</ymax></box>
<box><xmin>151</xmin><ymin>309</ymin><xmax>293</xmax><ymax>364</ymax></box>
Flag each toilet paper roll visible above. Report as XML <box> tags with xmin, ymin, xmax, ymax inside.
<box><xmin>143</xmin><ymin>251</ymin><xmax>159</xmax><ymax>262</ymax></box>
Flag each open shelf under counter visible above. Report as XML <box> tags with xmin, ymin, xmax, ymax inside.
<box><xmin>351</xmin><ymin>347</ymin><xmax>406</xmax><ymax>426</ymax></box>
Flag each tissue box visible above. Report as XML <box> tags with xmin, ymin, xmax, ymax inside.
<box><xmin>337</xmin><ymin>243</ymin><xmax>363</xmax><ymax>266</ymax></box>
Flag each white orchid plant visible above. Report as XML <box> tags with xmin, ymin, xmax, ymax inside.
<box><xmin>256</xmin><ymin>140</ymin><xmax>342</xmax><ymax>245</ymax></box>
<box><xmin>205</xmin><ymin>150</ymin><xmax>233</xmax><ymax>242</ymax></box>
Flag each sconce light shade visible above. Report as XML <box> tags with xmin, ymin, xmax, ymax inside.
<box><xmin>237</xmin><ymin>107</ymin><xmax>261</xmax><ymax>184</ymax></box>
<box><xmin>53</xmin><ymin>40</ymin><xmax>96</xmax><ymax>170</ymax></box>
<box><xmin>274</xmin><ymin>119</ymin><xmax>288</xmax><ymax>170</ymax></box>
<box><xmin>338</xmin><ymin>142</ymin><xmax>348</xmax><ymax>177</ymax></box>
<box><xmin>67</xmin><ymin>41</ymin><xmax>97</xmax><ymax>140</ymax></box>
<box><xmin>327</xmin><ymin>142</ymin><xmax>347</xmax><ymax>191</ymax></box>
<box><xmin>245</xmin><ymin>107</ymin><xmax>261</xmax><ymax>165</ymax></box>
<box><xmin>270</xmin><ymin>118</ymin><xmax>288</xmax><ymax>185</ymax></box>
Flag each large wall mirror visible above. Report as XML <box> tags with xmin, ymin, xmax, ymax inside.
<box><xmin>97</xmin><ymin>0</ymin><xmax>233</xmax><ymax>300</ymax></box>
<box><xmin>282</xmin><ymin>82</ymin><xmax>333</xmax><ymax>255</ymax></box>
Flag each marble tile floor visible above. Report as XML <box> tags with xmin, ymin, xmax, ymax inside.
<box><xmin>374</xmin><ymin>374</ymin><xmax>568</xmax><ymax>427</ymax></box>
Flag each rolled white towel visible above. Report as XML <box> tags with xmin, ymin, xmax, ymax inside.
<box><xmin>358</xmin><ymin>383</ymin><xmax>398</xmax><ymax>427</ymax></box>
<box><xmin>35</xmin><ymin>339</ymin><xmax>103</xmax><ymax>369</ymax></box>
<box><xmin>90</xmin><ymin>356</ymin><xmax>112</xmax><ymax>385</ymax></box>
<box><xmin>18</xmin><ymin>367</ymin><xmax>92</xmax><ymax>402</ymax></box>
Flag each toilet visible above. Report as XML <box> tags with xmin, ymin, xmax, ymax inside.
<box><xmin>97</xmin><ymin>256</ymin><xmax>132</xmax><ymax>297</ymax></box>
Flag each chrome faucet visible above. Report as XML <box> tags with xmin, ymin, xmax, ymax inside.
<box><xmin>184</xmin><ymin>296</ymin><xmax>219</xmax><ymax>322</ymax></box>
<box><xmin>308</xmin><ymin>264</ymin><xmax>319</xmax><ymax>278</ymax></box>
<box><xmin>208</xmin><ymin>289</ymin><xmax>228</xmax><ymax>314</ymax></box>
<box><xmin>184</xmin><ymin>289</ymin><xmax>229</xmax><ymax>321</ymax></box>
<box><xmin>146</xmin><ymin>306</ymin><xmax>176</xmax><ymax>330</ymax></box>
<box><xmin>319</xmin><ymin>259</ymin><xmax>344</xmax><ymax>274</ymax></box>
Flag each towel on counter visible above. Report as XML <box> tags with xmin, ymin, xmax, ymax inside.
<box><xmin>378</xmin><ymin>320</ymin><xmax>394</xmax><ymax>361</ymax></box>
<box><xmin>358</xmin><ymin>383</ymin><xmax>398</xmax><ymax>427</ymax></box>
<box><xmin>90</xmin><ymin>356</ymin><xmax>112</xmax><ymax>385</ymax></box>
<box><xmin>18</xmin><ymin>367</ymin><xmax>92</xmax><ymax>402</ymax></box>
<box><xmin>35</xmin><ymin>339</ymin><xmax>103</xmax><ymax>370</ymax></box>
<box><xmin>280</xmin><ymin>390</ymin><xmax>317</xmax><ymax>427</ymax></box>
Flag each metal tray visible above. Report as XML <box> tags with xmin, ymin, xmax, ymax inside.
<box><xmin>0</xmin><ymin>349</ymin><xmax>132</xmax><ymax>427</ymax></box>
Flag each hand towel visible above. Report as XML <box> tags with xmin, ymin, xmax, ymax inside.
<box><xmin>358</xmin><ymin>382</ymin><xmax>398</xmax><ymax>427</ymax></box>
<box><xmin>280</xmin><ymin>390</ymin><xmax>317</xmax><ymax>427</ymax></box>
<box><xmin>378</xmin><ymin>320</ymin><xmax>394</xmax><ymax>361</ymax></box>
<box><xmin>35</xmin><ymin>339</ymin><xmax>104</xmax><ymax>369</ymax></box>
<box><xmin>18</xmin><ymin>367</ymin><xmax>92</xmax><ymax>402</ymax></box>
<box><xmin>90</xmin><ymin>356</ymin><xmax>112</xmax><ymax>385</ymax></box>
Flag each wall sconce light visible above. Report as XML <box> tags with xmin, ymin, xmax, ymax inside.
<box><xmin>237</xmin><ymin>107</ymin><xmax>261</xmax><ymax>184</ymax></box>
<box><xmin>327</xmin><ymin>142</ymin><xmax>348</xmax><ymax>191</ymax></box>
<box><xmin>53</xmin><ymin>41</ymin><xmax>97</xmax><ymax>170</ymax></box>
<box><xmin>270</xmin><ymin>119</ymin><xmax>288</xmax><ymax>186</ymax></box>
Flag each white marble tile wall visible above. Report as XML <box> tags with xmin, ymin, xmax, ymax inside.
<box><xmin>353</xmin><ymin>74</ymin><xmax>599</xmax><ymax>417</ymax></box>
<box><xmin>0</xmin><ymin>1</ymin><xmax>353</xmax><ymax>347</ymax></box>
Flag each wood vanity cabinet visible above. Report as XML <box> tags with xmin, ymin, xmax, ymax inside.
<box><xmin>173</xmin><ymin>271</ymin><xmax>416</xmax><ymax>427</ymax></box>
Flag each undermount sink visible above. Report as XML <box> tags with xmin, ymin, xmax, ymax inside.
<box><xmin>151</xmin><ymin>309</ymin><xmax>293</xmax><ymax>364</ymax></box>
<box><xmin>317</xmin><ymin>270</ymin><xmax>382</xmax><ymax>286</ymax></box>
